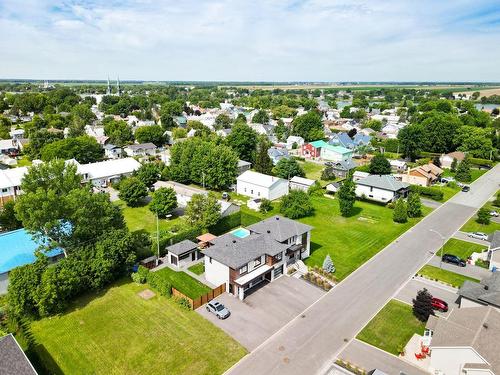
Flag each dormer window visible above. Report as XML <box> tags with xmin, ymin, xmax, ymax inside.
<box><xmin>254</xmin><ymin>257</ymin><xmax>261</xmax><ymax>267</ymax></box>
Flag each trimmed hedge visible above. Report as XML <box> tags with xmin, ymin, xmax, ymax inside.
<box><xmin>240</xmin><ymin>211</ymin><xmax>262</xmax><ymax>226</ymax></box>
<box><xmin>209</xmin><ymin>211</ymin><xmax>241</xmax><ymax>235</ymax></box>
<box><xmin>469</xmin><ymin>157</ymin><xmax>494</xmax><ymax>167</ymax></box>
<box><xmin>409</xmin><ymin>185</ymin><xmax>444</xmax><ymax>201</ymax></box>
<box><xmin>146</xmin><ymin>271</ymin><xmax>172</xmax><ymax>297</ymax></box>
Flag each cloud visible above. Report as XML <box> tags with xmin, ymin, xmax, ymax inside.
<box><xmin>0</xmin><ymin>0</ymin><xmax>499</xmax><ymax>81</ymax></box>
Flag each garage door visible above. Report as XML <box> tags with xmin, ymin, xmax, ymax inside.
<box><xmin>273</xmin><ymin>265</ymin><xmax>283</xmax><ymax>278</ymax></box>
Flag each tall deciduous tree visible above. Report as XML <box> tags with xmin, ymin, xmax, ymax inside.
<box><xmin>103</xmin><ymin>118</ymin><xmax>134</xmax><ymax>146</ymax></box>
<box><xmin>226</xmin><ymin>122</ymin><xmax>258</xmax><ymax>163</ymax></box>
<box><xmin>254</xmin><ymin>137</ymin><xmax>274</xmax><ymax>175</ymax></box>
<box><xmin>291</xmin><ymin>111</ymin><xmax>324</xmax><ymax>142</ymax></box>
<box><xmin>134</xmin><ymin>125</ymin><xmax>164</xmax><ymax>146</ymax></box>
<box><xmin>369</xmin><ymin>154</ymin><xmax>391</xmax><ymax>175</ymax></box>
<box><xmin>279</xmin><ymin>190</ymin><xmax>314</xmax><ymax>219</ymax></box>
<box><xmin>273</xmin><ymin>158</ymin><xmax>305</xmax><ymax>179</ymax></box>
<box><xmin>118</xmin><ymin>177</ymin><xmax>148</xmax><ymax>207</ymax></box>
<box><xmin>40</xmin><ymin>135</ymin><xmax>104</xmax><ymax>163</ymax></box>
<box><xmin>252</xmin><ymin>110</ymin><xmax>270</xmax><ymax>124</ymax></box>
<box><xmin>398</xmin><ymin>124</ymin><xmax>424</xmax><ymax>161</ymax></box>
<box><xmin>149</xmin><ymin>187</ymin><xmax>177</xmax><ymax>217</ymax></box>
<box><xmin>185</xmin><ymin>193</ymin><xmax>221</xmax><ymax>230</ymax></box>
<box><xmin>338</xmin><ymin>173</ymin><xmax>356</xmax><ymax>217</ymax></box>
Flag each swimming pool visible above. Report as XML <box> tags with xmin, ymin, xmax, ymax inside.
<box><xmin>230</xmin><ymin>227</ymin><xmax>250</xmax><ymax>239</ymax></box>
<box><xmin>0</xmin><ymin>229</ymin><xmax>63</xmax><ymax>274</ymax></box>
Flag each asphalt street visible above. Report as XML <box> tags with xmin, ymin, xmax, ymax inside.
<box><xmin>225</xmin><ymin>164</ymin><xmax>500</xmax><ymax>375</ymax></box>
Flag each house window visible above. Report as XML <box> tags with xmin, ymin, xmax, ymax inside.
<box><xmin>254</xmin><ymin>257</ymin><xmax>261</xmax><ymax>267</ymax></box>
<box><xmin>251</xmin><ymin>189</ymin><xmax>253</xmax><ymax>194</ymax></box>
<box><xmin>370</xmin><ymin>187</ymin><xmax>373</xmax><ymax>192</ymax></box>
<box><xmin>1</xmin><ymin>188</ymin><xmax>7</xmax><ymax>193</ymax></box>
<box><xmin>244</xmin><ymin>188</ymin><xmax>247</xmax><ymax>193</ymax></box>
<box><xmin>239</xmin><ymin>265</ymin><xmax>247</xmax><ymax>274</ymax></box>
<box><xmin>209</xmin><ymin>257</ymin><xmax>212</xmax><ymax>264</ymax></box>
<box><xmin>258</xmin><ymin>192</ymin><xmax>261</xmax><ymax>197</ymax></box>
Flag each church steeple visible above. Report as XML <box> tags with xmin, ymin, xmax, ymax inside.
<box><xmin>106</xmin><ymin>76</ymin><xmax>111</xmax><ymax>95</ymax></box>
<box><xmin>116</xmin><ymin>76</ymin><xmax>121</xmax><ymax>96</ymax></box>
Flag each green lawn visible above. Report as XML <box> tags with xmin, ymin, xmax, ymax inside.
<box><xmin>301</xmin><ymin>197</ymin><xmax>430</xmax><ymax>280</ymax></box>
<box><xmin>442</xmin><ymin>168</ymin><xmax>487</xmax><ymax>183</ymax></box>
<box><xmin>440</xmin><ymin>238</ymin><xmax>487</xmax><ymax>259</ymax></box>
<box><xmin>115</xmin><ymin>200</ymin><xmax>186</xmax><ymax>234</ymax></box>
<box><xmin>154</xmin><ymin>267</ymin><xmax>211</xmax><ymax>299</ymax></box>
<box><xmin>438</xmin><ymin>185</ymin><xmax>461</xmax><ymax>201</ymax></box>
<box><xmin>461</xmin><ymin>202</ymin><xmax>500</xmax><ymax>235</ymax></box>
<box><xmin>31</xmin><ymin>280</ymin><xmax>246</xmax><ymax>375</ymax></box>
<box><xmin>357</xmin><ymin>300</ymin><xmax>425</xmax><ymax>355</ymax></box>
<box><xmin>298</xmin><ymin>161</ymin><xmax>324</xmax><ymax>181</ymax></box>
<box><xmin>418</xmin><ymin>265</ymin><xmax>479</xmax><ymax>287</ymax></box>
<box><xmin>188</xmin><ymin>263</ymin><xmax>205</xmax><ymax>276</ymax></box>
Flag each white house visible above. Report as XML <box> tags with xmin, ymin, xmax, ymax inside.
<box><xmin>0</xmin><ymin>167</ymin><xmax>28</xmax><ymax>207</ymax></box>
<box><xmin>123</xmin><ymin>143</ymin><xmax>157</xmax><ymax>157</ymax></box>
<box><xmin>425</xmin><ymin>306</ymin><xmax>500</xmax><ymax>375</ymax></box>
<box><xmin>286</xmin><ymin>136</ymin><xmax>304</xmax><ymax>150</ymax></box>
<box><xmin>355</xmin><ymin>174</ymin><xmax>410</xmax><ymax>203</ymax></box>
<box><xmin>165</xmin><ymin>239</ymin><xmax>201</xmax><ymax>268</ymax></box>
<box><xmin>75</xmin><ymin>158</ymin><xmax>141</xmax><ymax>187</ymax></box>
<box><xmin>236</xmin><ymin>170</ymin><xmax>289</xmax><ymax>201</ymax></box>
<box><xmin>103</xmin><ymin>144</ymin><xmax>122</xmax><ymax>159</ymax></box>
<box><xmin>289</xmin><ymin>176</ymin><xmax>316</xmax><ymax>192</ymax></box>
<box><xmin>439</xmin><ymin>151</ymin><xmax>466</xmax><ymax>169</ymax></box>
<box><xmin>204</xmin><ymin>215</ymin><xmax>312</xmax><ymax>299</ymax></box>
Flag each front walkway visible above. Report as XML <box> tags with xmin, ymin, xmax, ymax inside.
<box><xmin>338</xmin><ymin>339</ymin><xmax>430</xmax><ymax>375</ymax></box>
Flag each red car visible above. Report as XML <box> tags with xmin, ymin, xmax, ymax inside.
<box><xmin>432</xmin><ymin>297</ymin><xmax>448</xmax><ymax>312</ymax></box>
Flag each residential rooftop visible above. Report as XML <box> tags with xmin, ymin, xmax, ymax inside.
<box><xmin>356</xmin><ymin>174</ymin><xmax>409</xmax><ymax>192</ymax></box>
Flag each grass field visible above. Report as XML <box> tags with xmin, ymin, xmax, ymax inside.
<box><xmin>442</xmin><ymin>168</ymin><xmax>487</xmax><ymax>183</ymax></box>
<box><xmin>357</xmin><ymin>300</ymin><xmax>425</xmax><ymax>355</ymax></box>
<box><xmin>461</xmin><ymin>202</ymin><xmax>500</xmax><ymax>235</ymax></box>
<box><xmin>31</xmin><ymin>280</ymin><xmax>246</xmax><ymax>375</ymax></box>
<box><xmin>115</xmin><ymin>200</ymin><xmax>185</xmax><ymax>234</ymax></box>
<box><xmin>440</xmin><ymin>238</ymin><xmax>487</xmax><ymax>259</ymax></box>
<box><xmin>300</xmin><ymin>197</ymin><xmax>430</xmax><ymax>280</ymax></box>
<box><xmin>154</xmin><ymin>267</ymin><xmax>211</xmax><ymax>299</ymax></box>
<box><xmin>188</xmin><ymin>263</ymin><xmax>205</xmax><ymax>275</ymax></box>
<box><xmin>299</xmin><ymin>161</ymin><xmax>324</xmax><ymax>181</ymax></box>
<box><xmin>418</xmin><ymin>265</ymin><xmax>479</xmax><ymax>287</ymax></box>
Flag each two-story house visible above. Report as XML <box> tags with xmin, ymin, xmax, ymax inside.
<box><xmin>203</xmin><ymin>215</ymin><xmax>312</xmax><ymax>300</ymax></box>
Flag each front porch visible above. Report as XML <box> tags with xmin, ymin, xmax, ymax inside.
<box><xmin>234</xmin><ymin>265</ymin><xmax>273</xmax><ymax>300</ymax></box>
<box><xmin>286</xmin><ymin>243</ymin><xmax>305</xmax><ymax>266</ymax></box>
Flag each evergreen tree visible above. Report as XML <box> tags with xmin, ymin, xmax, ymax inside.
<box><xmin>412</xmin><ymin>288</ymin><xmax>434</xmax><ymax>322</ymax></box>
<box><xmin>393</xmin><ymin>198</ymin><xmax>408</xmax><ymax>223</ymax></box>
<box><xmin>254</xmin><ymin>137</ymin><xmax>274</xmax><ymax>174</ymax></box>
<box><xmin>455</xmin><ymin>155</ymin><xmax>471</xmax><ymax>182</ymax></box>
<box><xmin>338</xmin><ymin>173</ymin><xmax>356</xmax><ymax>217</ymax></box>
<box><xmin>407</xmin><ymin>192</ymin><xmax>422</xmax><ymax>218</ymax></box>
<box><xmin>450</xmin><ymin>157</ymin><xmax>458</xmax><ymax>172</ymax></box>
<box><xmin>322</xmin><ymin>254</ymin><xmax>335</xmax><ymax>273</ymax></box>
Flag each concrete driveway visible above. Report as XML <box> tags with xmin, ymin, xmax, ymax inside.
<box><xmin>197</xmin><ymin>276</ymin><xmax>324</xmax><ymax>351</ymax></box>
<box><xmin>428</xmin><ymin>255</ymin><xmax>491</xmax><ymax>280</ymax></box>
<box><xmin>395</xmin><ymin>278</ymin><xmax>459</xmax><ymax>318</ymax></box>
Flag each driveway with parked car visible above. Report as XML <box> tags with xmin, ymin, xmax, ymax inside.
<box><xmin>428</xmin><ymin>255</ymin><xmax>491</xmax><ymax>280</ymax></box>
<box><xmin>197</xmin><ymin>276</ymin><xmax>324</xmax><ymax>351</ymax></box>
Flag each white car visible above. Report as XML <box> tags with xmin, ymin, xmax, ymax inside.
<box><xmin>490</xmin><ymin>211</ymin><xmax>499</xmax><ymax>217</ymax></box>
<box><xmin>468</xmin><ymin>232</ymin><xmax>489</xmax><ymax>241</ymax></box>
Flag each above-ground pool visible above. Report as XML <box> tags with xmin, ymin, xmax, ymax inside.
<box><xmin>230</xmin><ymin>227</ymin><xmax>251</xmax><ymax>239</ymax></box>
<box><xmin>0</xmin><ymin>229</ymin><xmax>63</xmax><ymax>274</ymax></box>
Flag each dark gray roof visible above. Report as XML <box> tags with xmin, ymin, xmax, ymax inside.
<box><xmin>103</xmin><ymin>143</ymin><xmax>119</xmax><ymax>150</ymax></box>
<box><xmin>459</xmin><ymin>273</ymin><xmax>500</xmax><ymax>307</ymax></box>
<box><xmin>427</xmin><ymin>306</ymin><xmax>500</xmax><ymax>373</ymax></box>
<box><xmin>329</xmin><ymin>159</ymin><xmax>356</xmax><ymax>171</ymax></box>
<box><xmin>125</xmin><ymin>142</ymin><xmax>157</xmax><ymax>150</ymax></box>
<box><xmin>166</xmin><ymin>239</ymin><xmax>198</xmax><ymax>256</ymax></box>
<box><xmin>356</xmin><ymin>174</ymin><xmax>409</xmax><ymax>192</ymax></box>
<box><xmin>204</xmin><ymin>232</ymin><xmax>289</xmax><ymax>269</ymax></box>
<box><xmin>489</xmin><ymin>230</ymin><xmax>500</xmax><ymax>250</ymax></box>
<box><xmin>0</xmin><ymin>334</ymin><xmax>37</xmax><ymax>375</ymax></box>
<box><xmin>247</xmin><ymin>215</ymin><xmax>313</xmax><ymax>243</ymax></box>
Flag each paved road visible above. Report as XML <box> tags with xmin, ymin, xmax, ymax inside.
<box><xmin>226</xmin><ymin>164</ymin><xmax>500</xmax><ymax>375</ymax></box>
<box><xmin>421</xmin><ymin>198</ymin><xmax>442</xmax><ymax>209</ymax></box>
<box><xmin>337</xmin><ymin>339</ymin><xmax>429</xmax><ymax>375</ymax></box>
<box><xmin>453</xmin><ymin>230</ymin><xmax>491</xmax><ymax>245</ymax></box>
<box><xmin>427</xmin><ymin>255</ymin><xmax>491</xmax><ymax>280</ymax></box>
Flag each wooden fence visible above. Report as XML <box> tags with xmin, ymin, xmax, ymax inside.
<box><xmin>172</xmin><ymin>283</ymin><xmax>226</xmax><ymax>310</ymax></box>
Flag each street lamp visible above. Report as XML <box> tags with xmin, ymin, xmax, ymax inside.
<box><xmin>429</xmin><ymin>229</ymin><xmax>445</xmax><ymax>269</ymax></box>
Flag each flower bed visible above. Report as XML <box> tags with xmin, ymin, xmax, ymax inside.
<box><xmin>303</xmin><ymin>272</ymin><xmax>333</xmax><ymax>291</ymax></box>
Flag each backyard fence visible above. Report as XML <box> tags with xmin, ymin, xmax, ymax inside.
<box><xmin>172</xmin><ymin>283</ymin><xmax>226</xmax><ymax>310</ymax></box>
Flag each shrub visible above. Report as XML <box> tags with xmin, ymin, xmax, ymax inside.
<box><xmin>280</xmin><ymin>190</ymin><xmax>314</xmax><ymax>219</ymax></box>
<box><xmin>147</xmin><ymin>272</ymin><xmax>172</xmax><ymax>297</ymax></box>
<box><xmin>136</xmin><ymin>265</ymin><xmax>149</xmax><ymax>283</ymax></box>
<box><xmin>407</xmin><ymin>192</ymin><xmax>422</xmax><ymax>218</ymax></box>
<box><xmin>321</xmin><ymin>168</ymin><xmax>335</xmax><ymax>181</ymax></box>
<box><xmin>409</xmin><ymin>185</ymin><xmax>444</xmax><ymax>201</ymax></box>
<box><xmin>259</xmin><ymin>198</ymin><xmax>273</xmax><ymax>213</ymax></box>
<box><xmin>131</xmin><ymin>272</ymin><xmax>143</xmax><ymax>284</ymax></box>
<box><xmin>118</xmin><ymin>177</ymin><xmax>148</xmax><ymax>207</ymax></box>
<box><xmin>174</xmin><ymin>296</ymin><xmax>192</xmax><ymax>310</ymax></box>
<box><xmin>393</xmin><ymin>198</ymin><xmax>408</xmax><ymax>223</ymax></box>
<box><xmin>322</xmin><ymin>254</ymin><xmax>335</xmax><ymax>273</ymax></box>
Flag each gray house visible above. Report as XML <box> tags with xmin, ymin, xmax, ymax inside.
<box><xmin>165</xmin><ymin>239</ymin><xmax>200</xmax><ymax>268</ymax></box>
<box><xmin>458</xmin><ymin>272</ymin><xmax>500</xmax><ymax>309</ymax></box>
<box><xmin>0</xmin><ymin>334</ymin><xmax>38</xmax><ymax>374</ymax></box>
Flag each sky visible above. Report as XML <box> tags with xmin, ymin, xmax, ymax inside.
<box><xmin>1</xmin><ymin>0</ymin><xmax>500</xmax><ymax>82</ymax></box>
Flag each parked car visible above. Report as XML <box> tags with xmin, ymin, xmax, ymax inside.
<box><xmin>206</xmin><ymin>301</ymin><xmax>230</xmax><ymax>319</ymax></box>
<box><xmin>431</xmin><ymin>297</ymin><xmax>449</xmax><ymax>312</ymax></box>
<box><xmin>461</xmin><ymin>185</ymin><xmax>470</xmax><ymax>192</ymax></box>
<box><xmin>468</xmin><ymin>232</ymin><xmax>489</xmax><ymax>241</ymax></box>
<box><xmin>440</xmin><ymin>177</ymin><xmax>455</xmax><ymax>183</ymax></box>
<box><xmin>442</xmin><ymin>253</ymin><xmax>466</xmax><ymax>267</ymax></box>
<box><xmin>490</xmin><ymin>211</ymin><xmax>499</xmax><ymax>217</ymax></box>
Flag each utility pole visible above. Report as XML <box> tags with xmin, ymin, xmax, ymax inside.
<box><xmin>156</xmin><ymin>213</ymin><xmax>160</xmax><ymax>266</ymax></box>
<box><xmin>202</xmin><ymin>172</ymin><xmax>205</xmax><ymax>189</ymax></box>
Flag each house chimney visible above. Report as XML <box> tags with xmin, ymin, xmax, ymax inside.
<box><xmin>267</xmin><ymin>230</ymin><xmax>271</xmax><ymax>233</ymax></box>
<box><xmin>232</xmin><ymin>240</ymin><xmax>236</xmax><ymax>244</ymax></box>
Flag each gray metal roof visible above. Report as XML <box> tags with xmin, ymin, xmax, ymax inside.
<box><xmin>356</xmin><ymin>174</ymin><xmax>409</xmax><ymax>192</ymax></box>
<box><xmin>329</xmin><ymin>159</ymin><xmax>356</xmax><ymax>171</ymax></box>
<box><xmin>166</xmin><ymin>239</ymin><xmax>198</xmax><ymax>256</ymax></box>
<box><xmin>459</xmin><ymin>273</ymin><xmax>500</xmax><ymax>307</ymax></box>
<box><xmin>204</xmin><ymin>232</ymin><xmax>289</xmax><ymax>269</ymax></box>
<box><xmin>247</xmin><ymin>215</ymin><xmax>313</xmax><ymax>243</ymax></box>
<box><xmin>0</xmin><ymin>334</ymin><xmax>38</xmax><ymax>375</ymax></box>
